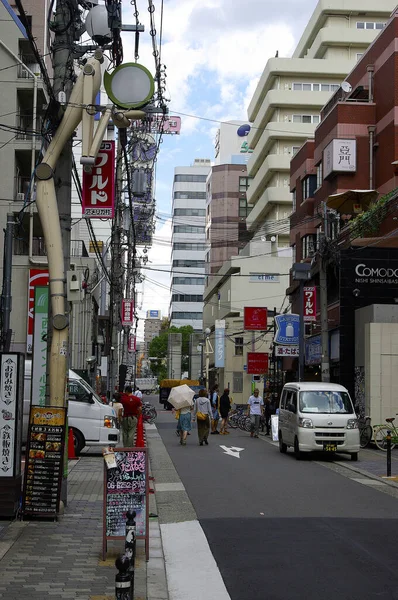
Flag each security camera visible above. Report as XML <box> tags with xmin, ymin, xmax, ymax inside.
<box><xmin>86</xmin><ymin>356</ymin><xmax>97</xmax><ymax>365</ymax></box>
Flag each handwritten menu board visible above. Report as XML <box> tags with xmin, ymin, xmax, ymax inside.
<box><xmin>22</xmin><ymin>406</ymin><xmax>66</xmax><ymax>519</ymax></box>
<box><xmin>103</xmin><ymin>449</ymin><xmax>149</xmax><ymax>560</ymax></box>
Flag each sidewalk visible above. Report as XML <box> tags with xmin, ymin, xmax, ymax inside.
<box><xmin>0</xmin><ymin>446</ymin><xmax>168</xmax><ymax>600</ymax></box>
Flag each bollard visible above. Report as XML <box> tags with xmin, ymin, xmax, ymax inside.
<box><xmin>387</xmin><ymin>430</ymin><xmax>392</xmax><ymax>477</ymax></box>
<box><xmin>115</xmin><ymin>555</ymin><xmax>131</xmax><ymax>600</ymax></box>
<box><xmin>125</xmin><ymin>510</ymin><xmax>136</xmax><ymax>599</ymax></box>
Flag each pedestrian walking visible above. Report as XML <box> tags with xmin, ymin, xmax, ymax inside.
<box><xmin>119</xmin><ymin>386</ymin><xmax>142</xmax><ymax>447</ymax></box>
<box><xmin>112</xmin><ymin>392</ymin><xmax>124</xmax><ymax>428</ymax></box>
<box><xmin>263</xmin><ymin>393</ymin><xmax>272</xmax><ymax>436</ymax></box>
<box><xmin>134</xmin><ymin>387</ymin><xmax>143</xmax><ymax>400</ymax></box>
<box><xmin>193</xmin><ymin>389</ymin><xmax>212</xmax><ymax>445</ymax></box>
<box><xmin>219</xmin><ymin>388</ymin><xmax>231</xmax><ymax>435</ymax></box>
<box><xmin>177</xmin><ymin>404</ymin><xmax>193</xmax><ymax>446</ymax></box>
<box><xmin>247</xmin><ymin>388</ymin><xmax>264</xmax><ymax>438</ymax></box>
<box><xmin>210</xmin><ymin>384</ymin><xmax>220</xmax><ymax>434</ymax></box>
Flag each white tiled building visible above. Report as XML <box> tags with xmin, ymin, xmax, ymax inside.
<box><xmin>170</xmin><ymin>159</ymin><xmax>211</xmax><ymax>331</ymax></box>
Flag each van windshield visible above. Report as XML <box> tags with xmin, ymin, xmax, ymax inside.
<box><xmin>299</xmin><ymin>391</ymin><xmax>353</xmax><ymax>414</ymax></box>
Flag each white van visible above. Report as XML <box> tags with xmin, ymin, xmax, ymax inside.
<box><xmin>23</xmin><ymin>361</ymin><xmax>119</xmax><ymax>455</ymax></box>
<box><xmin>278</xmin><ymin>382</ymin><xmax>360</xmax><ymax>461</ymax></box>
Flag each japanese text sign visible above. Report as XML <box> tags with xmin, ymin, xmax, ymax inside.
<box><xmin>128</xmin><ymin>335</ymin><xmax>136</xmax><ymax>353</ymax></box>
<box><xmin>323</xmin><ymin>139</ymin><xmax>356</xmax><ymax>177</ymax></box>
<box><xmin>303</xmin><ymin>287</ymin><xmax>317</xmax><ymax>322</ymax></box>
<box><xmin>244</xmin><ymin>307</ymin><xmax>268</xmax><ymax>331</ymax></box>
<box><xmin>122</xmin><ymin>299</ymin><xmax>134</xmax><ymax>326</ymax></box>
<box><xmin>214</xmin><ymin>320</ymin><xmax>225</xmax><ymax>368</ymax></box>
<box><xmin>275</xmin><ymin>346</ymin><xmax>299</xmax><ymax>357</ymax></box>
<box><xmin>27</xmin><ymin>269</ymin><xmax>49</xmax><ymax>354</ymax></box>
<box><xmin>82</xmin><ymin>141</ymin><xmax>115</xmax><ymax>218</ymax></box>
<box><xmin>247</xmin><ymin>352</ymin><xmax>268</xmax><ymax>374</ymax></box>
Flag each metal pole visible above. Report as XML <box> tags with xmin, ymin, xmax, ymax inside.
<box><xmin>387</xmin><ymin>430</ymin><xmax>392</xmax><ymax>477</ymax></box>
<box><xmin>299</xmin><ymin>281</ymin><xmax>305</xmax><ymax>382</ymax></box>
<box><xmin>1</xmin><ymin>214</ymin><xmax>14</xmax><ymax>351</ymax></box>
<box><xmin>320</xmin><ymin>202</ymin><xmax>330</xmax><ymax>383</ymax></box>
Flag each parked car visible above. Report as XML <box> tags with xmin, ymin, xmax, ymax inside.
<box><xmin>278</xmin><ymin>382</ymin><xmax>360</xmax><ymax>461</ymax></box>
<box><xmin>23</xmin><ymin>361</ymin><xmax>119</xmax><ymax>455</ymax></box>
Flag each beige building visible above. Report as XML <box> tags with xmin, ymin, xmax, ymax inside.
<box><xmin>144</xmin><ymin>317</ymin><xmax>161</xmax><ymax>358</ymax></box>
<box><xmin>246</xmin><ymin>0</ymin><xmax>396</xmax><ymax>247</ymax></box>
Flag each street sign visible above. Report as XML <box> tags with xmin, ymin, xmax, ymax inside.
<box><xmin>275</xmin><ymin>346</ymin><xmax>299</xmax><ymax>357</ymax></box>
<box><xmin>303</xmin><ymin>287</ymin><xmax>317</xmax><ymax>322</ymax></box>
<box><xmin>247</xmin><ymin>352</ymin><xmax>268</xmax><ymax>374</ymax></box>
<box><xmin>305</xmin><ymin>335</ymin><xmax>321</xmax><ymax>365</ymax></box>
<box><xmin>215</xmin><ymin>320</ymin><xmax>225</xmax><ymax>368</ymax></box>
<box><xmin>121</xmin><ymin>299</ymin><xmax>134</xmax><ymax>326</ymax></box>
<box><xmin>244</xmin><ymin>307</ymin><xmax>268</xmax><ymax>330</ymax></box>
<box><xmin>82</xmin><ymin>141</ymin><xmax>115</xmax><ymax>218</ymax></box>
<box><xmin>274</xmin><ymin>314</ymin><xmax>300</xmax><ymax>345</ymax></box>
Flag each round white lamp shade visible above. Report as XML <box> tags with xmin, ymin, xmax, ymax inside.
<box><xmin>85</xmin><ymin>5</ymin><xmax>112</xmax><ymax>45</ymax></box>
<box><xmin>104</xmin><ymin>63</ymin><xmax>155</xmax><ymax>109</ymax></box>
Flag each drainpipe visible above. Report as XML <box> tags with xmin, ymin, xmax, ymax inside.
<box><xmin>368</xmin><ymin>126</ymin><xmax>376</xmax><ymax>189</ymax></box>
<box><xmin>367</xmin><ymin>65</ymin><xmax>374</xmax><ymax>103</ymax></box>
<box><xmin>0</xmin><ymin>41</ymin><xmax>41</xmax><ymax>264</ymax></box>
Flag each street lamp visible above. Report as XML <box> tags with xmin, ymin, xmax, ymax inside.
<box><xmin>292</xmin><ymin>263</ymin><xmax>311</xmax><ymax>382</ymax></box>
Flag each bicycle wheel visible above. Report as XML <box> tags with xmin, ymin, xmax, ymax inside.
<box><xmin>243</xmin><ymin>416</ymin><xmax>252</xmax><ymax>432</ymax></box>
<box><xmin>360</xmin><ymin>424</ymin><xmax>372</xmax><ymax>448</ymax></box>
<box><xmin>373</xmin><ymin>426</ymin><xmax>397</xmax><ymax>451</ymax></box>
<box><xmin>147</xmin><ymin>408</ymin><xmax>157</xmax><ymax>424</ymax></box>
<box><xmin>227</xmin><ymin>413</ymin><xmax>238</xmax><ymax>429</ymax></box>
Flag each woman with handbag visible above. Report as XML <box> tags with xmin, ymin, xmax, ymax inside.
<box><xmin>193</xmin><ymin>389</ymin><xmax>212</xmax><ymax>446</ymax></box>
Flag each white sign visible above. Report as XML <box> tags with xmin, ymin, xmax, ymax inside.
<box><xmin>323</xmin><ymin>139</ymin><xmax>356</xmax><ymax>178</ymax></box>
<box><xmin>250</xmin><ymin>274</ymin><xmax>280</xmax><ymax>283</ymax></box>
<box><xmin>271</xmin><ymin>415</ymin><xmax>279</xmax><ymax>442</ymax></box>
<box><xmin>0</xmin><ymin>355</ymin><xmax>17</xmax><ymax>476</ymax></box>
<box><xmin>219</xmin><ymin>445</ymin><xmax>245</xmax><ymax>458</ymax></box>
<box><xmin>275</xmin><ymin>345</ymin><xmax>299</xmax><ymax>357</ymax></box>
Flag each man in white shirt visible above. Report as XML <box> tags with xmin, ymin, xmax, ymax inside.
<box><xmin>247</xmin><ymin>388</ymin><xmax>264</xmax><ymax>438</ymax></box>
<box><xmin>135</xmin><ymin>387</ymin><xmax>143</xmax><ymax>400</ymax></box>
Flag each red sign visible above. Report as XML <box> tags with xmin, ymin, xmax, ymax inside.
<box><xmin>303</xmin><ymin>287</ymin><xmax>317</xmax><ymax>322</ymax></box>
<box><xmin>247</xmin><ymin>352</ymin><xmax>269</xmax><ymax>374</ymax></box>
<box><xmin>244</xmin><ymin>307</ymin><xmax>268</xmax><ymax>331</ymax></box>
<box><xmin>82</xmin><ymin>140</ymin><xmax>115</xmax><ymax>218</ymax></box>
<box><xmin>128</xmin><ymin>335</ymin><xmax>136</xmax><ymax>352</ymax></box>
<box><xmin>27</xmin><ymin>269</ymin><xmax>49</xmax><ymax>353</ymax></box>
<box><xmin>121</xmin><ymin>299</ymin><xmax>134</xmax><ymax>326</ymax></box>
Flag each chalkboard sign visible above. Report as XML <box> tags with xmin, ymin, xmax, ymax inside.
<box><xmin>103</xmin><ymin>448</ymin><xmax>149</xmax><ymax>560</ymax></box>
<box><xmin>22</xmin><ymin>406</ymin><xmax>66</xmax><ymax>519</ymax></box>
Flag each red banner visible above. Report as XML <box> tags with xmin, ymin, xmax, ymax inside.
<box><xmin>244</xmin><ymin>307</ymin><xmax>268</xmax><ymax>331</ymax></box>
<box><xmin>303</xmin><ymin>287</ymin><xmax>317</xmax><ymax>322</ymax></box>
<box><xmin>27</xmin><ymin>269</ymin><xmax>49</xmax><ymax>353</ymax></box>
<box><xmin>121</xmin><ymin>299</ymin><xmax>134</xmax><ymax>326</ymax></box>
<box><xmin>82</xmin><ymin>140</ymin><xmax>115</xmax><ymax>218</ymax></box>
<box><xmin>247</xmin><ymin>352</ymin><xmax>269</xmax><ymax>374</ymax></box>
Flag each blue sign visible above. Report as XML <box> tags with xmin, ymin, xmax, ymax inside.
<box><xmin>274</xmin><ymin>314</ymin><xmax>300</xmax><ymax>345</ymax></box>
<box><xmin>149</xmin><ymin>310</ymin><xmax>159</xmax><ymax>318</ymax></box>
<box><xmin>305</xmin><ymin>335</ymin><xmax>321</xmax><ymax>365</ymax></box>
<box><xmin>237</xmin><ymin>124</ymin><xmax>251</xmax><ymax>137</ymax></box>
<box><xmin>215</xmin><ymin>324</ymin><xmax>225</xmax><ymax>368</ymax></box>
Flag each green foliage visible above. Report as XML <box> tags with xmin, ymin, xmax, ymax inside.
<box><xmin>148</xmin><ymin>325</ymin><xmax>194</xmax><ymax>377</ymax></box>
<box><xmin>349</xmin><ymin>188</ymin><xmax>398</xmax><ymax>240</ymax></box>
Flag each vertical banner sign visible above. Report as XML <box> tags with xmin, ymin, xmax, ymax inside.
<box><xmin>22</xmin><ymin>406</ymin><xmax>66</xmax><ymax>518</ymax></box>
<box><xmin>103</xmin><ymin>449</ymin><xmax>149</xmax><ymax>561</ymax></box>
<box><xmin>121</xmin><ymin>299</ymin><xmax>134</xmax><ymax>326</ymax></box>
<box><xmin>0</xmin><ymin>355</ymin><xmax>22</xmax><ymax>477</ymax></box>
<box><xmin>303</xmin><ymin>287</ymin><xmax>317</xmax><ymax>322</ymax></box>
<box><xmin>27</xmin><ymin>269</ymin><xmax>49</xmax><ymax>354</ymax></box>
<box><xmin>32</xmin><ymin>287</ymin><xmax>49</xmax><ymax>407</ymax></box>
<box><xmin>244</xmin><ymin>307</ymin><xmax>268</xmax><ymax>331</ymax></box>
<box><xmin>128</xmin><ymin>335</ymin><xmax>136</xmax><ymax>353</ymax></box>
<box><xmin>214</xmin><ymin>319</ymin><xmax>225</xmax><ymax>368</ymax></box>
<box><xmin>82</xmin><ymin>140</ymin><xmax>115</xmax><ymax>218</ymax></box>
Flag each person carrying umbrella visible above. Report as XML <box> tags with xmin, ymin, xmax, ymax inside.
<box><xmin>167</xmin><ymin>384</ymin><xmax>195</xmax><ymax>446</ymax></box>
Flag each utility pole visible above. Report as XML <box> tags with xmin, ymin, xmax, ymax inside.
<box><xmin>1</xmin><ymin>214</ymin><xmax>15</xmax><ymax>351</ymax></box>
<box><xmin>320</xmin><ymin>202</ymin><xmax>330</xmax><ymax>383</ymax></box>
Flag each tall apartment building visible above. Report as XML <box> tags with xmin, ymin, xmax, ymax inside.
<box><xmin>246</xmin><ymin>0</ymin><xmax>396</xmax><ymax>250</ymax></box>
<box><xmin>170</xmin><ymin>159</ymin><xmax>211</xmax><ymax>331</ymax></box>
<box><xmin>144</xmin><ymin>313</ymin><xmax>161</xmax><ymax>358</ymax></box>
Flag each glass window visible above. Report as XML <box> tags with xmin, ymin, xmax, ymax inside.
<box><xmin>356</xmin><ymin>21</ymin><xmax>365</xmax><ymax>29</ymax></box>
<box><xmin>173</xmin><ymin>243</ymin><xmax>206</xmax><ymax>250</ymax></box>
<box><xmin>171</xmin><ymin>312</ymin><xmax>203</xmax><ymax>320</ymax></box>
<box><xmin>316</xmin><ymin>162</ymin><xmax>323</xmax><ymax>188</ymax></box>
<box><xmin>313</xmin><ymin>115</ymin><xmax>320</xmax><ymax>124</ymax></box>
<box><xmin>233</xmin><ymin>372</ymin><xmax>243</xmax><ymax>394</ymax></box>
<box><xmin>174</xmin><ymin>208</ymin><xmax>206</xmax><ymax>216</ymax></box>
<box><xmin>293</xmin><ymin>83</ymin><xmax>302</xmax><ymax>90</ymax></box>
<box><xmin>312</xmin><ymin>83</ymin><xmax>320</xmax><ymax>91</ymax></box>
<box><xmin>173</xmin><ymin>277</ymin><xmax>205</xmax><ymax>285</ymax></box>
<box><xmin>292</xmin><ymin>146</ymin><xmax>300</xmax><ymax>155</ymax></box>
<box><xmin>292</xmin><ymin>189</ymin><xmax>296</xmax><ymax>212</ymax></box>
<box><xmin>293</xmin><ymin>115</ymin><xmax>301</xmax><ymax>123</ymax></box>
<box><xmin>174</xmin><ymin>174</ymin><xmax>208</xmax><ymax>183</ymax></box>
<box><xmin>235</xmin><ymin>337</ymin><xmax>244</xmax><ymax>356</ymax></box>
<box><xmin>303</xmin><ymin>83</ymin><xmax>311</xmax><ymax>91</ymax></box>
<box><xmin>365</xmin><ymin>22</ymin><xmax>374</xmax><ymax>29</ymax></box>
<box><xmin>302</xmin><ymin>115</ymin><xmax>312</xmax><ymax>123</ymax></box>
<box><xmin>174</xmin><ymin>191</ymin><xmax>206</xmax><ymax>200</ymax></box>
<box><xmin>172</xmin><ymin>294</ymin><xmax>203</xmax><ymax>302</ymax></box>
<box><xmin>68</xmin><ymin>381</ymin><xmax>92</xmax><ymax>403</ymax></box>
<box><xmin>321</xmin><ymin>84</ymin><xmax>330</xmax><ymax>92</ymax></box>
<box><xmin>173</xmin><ymin>260</ymin><xmax>205</xmax><ymax>268</ymax></box>
<box><xmin>356</xmin><ymin>53</ymin><xmax>363</xmax><ymax>61</ymax></box>
<box><xmin>299</xmin><ymin>391</ymin><xmax>353</xmax><ymax>414</ymax></box>
<box><xmin>239</xmin><ymin>176</ymin><xmax>252</xmax><ymax>192</ymax></box>
<box><xmin>173</xmin><ymin>225</ymin><xmax>205</xmax><ymax>234</ymax></box>
<box><xmin>375</xmin><ymin>22</ymin><xmax>385</xmax><ymax>30</ymax></box>
<box><xmin>331</xmin><ymin>84</ymin><xmax>340</xmax><ymax>92</ymax></box>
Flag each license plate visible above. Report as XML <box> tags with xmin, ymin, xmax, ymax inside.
<box><xmin>323</xmin><ymin>442</ymin><xmax>337</xmax><ymax>452</ymax></box>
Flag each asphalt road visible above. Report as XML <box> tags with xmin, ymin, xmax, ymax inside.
<box><xmin>155</xmin><ymin>408</ymin><xmax>398</xmax><ymax>600</ymax></box>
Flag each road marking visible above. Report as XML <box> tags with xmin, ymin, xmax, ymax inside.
<box><xmin>220</xmin><ymin>445</ymin><xmax>245</xmax><ymax>458</ymax></box>
<box><xmin>351</xmin><ymin>478</ymin><xmax>386</xmax><ymax>486</ymax></box>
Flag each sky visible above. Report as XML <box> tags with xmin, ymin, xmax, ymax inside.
<box><xmin>120</xmin><ymin>0</ymin><xmax>319</xmax><ymax>339</ymax></box>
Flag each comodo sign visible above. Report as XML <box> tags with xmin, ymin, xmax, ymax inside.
<box><xmin>355</xmin><ymin>263</ymin><xmax>398</xmax><ymax>284</ymax></box>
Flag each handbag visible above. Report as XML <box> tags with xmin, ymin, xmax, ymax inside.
<box><xmin>196</xmin><ymin>411</ymin><xmax>207</xmax><ymax>421</ymax></box>
<box><xmin>174</xmin><ymin>409</ymin><xmax>180</xmax><ymax>420</ymax></box>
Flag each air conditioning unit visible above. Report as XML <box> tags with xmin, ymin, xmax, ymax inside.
<box><xmin>17</xmin><ymin>193</ymin><xmax>25</xmax><ymax>201</ymax></box>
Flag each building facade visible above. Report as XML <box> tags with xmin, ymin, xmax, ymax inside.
<box><xmin>170</xmin><ymin>159</ymin><xmax>211</xmax><ymax>331</ymax></box>
<box><xmin>288</xmin><ymin>7</ymin><xmax>398</xmax><ymax>419</ymax></box>
<box><xmin>144</xmin><ymin>314</ymin><xmax>161</xmax><ymax>358</ymax></box>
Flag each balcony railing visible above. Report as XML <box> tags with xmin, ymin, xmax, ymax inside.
<box><xmin>14</xmin><ymin>236</ymin><xmax>46</xmax><ymax>256</ymax></box>
<box><xmin>17</xmin><ymin>63</ymin><xmax>41</xmax><ymax>79</ymax></box>
<box><xmin>71</xmin><ymin>240</ymin><xmax>89</xmax><ymax>258</ymax></box>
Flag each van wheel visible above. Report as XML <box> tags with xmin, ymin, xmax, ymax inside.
<box><xmin>279</xmin><ymin>432</ymin><xmax>287</xmax><ymax>454</ymax></box>
<box><xmin>350</xmin><ymin>452</ymin><xmax>358</xmax><ymax>462</ymax></box>
<box><xmin>294</xmin><ymin>437</ymin><xmax>302</xmax><ymax>461</ymax></box>
<box><xmin>72</xmin><ymin>429</ymin><xmax>85</xmax><ymax>456</ymax></box>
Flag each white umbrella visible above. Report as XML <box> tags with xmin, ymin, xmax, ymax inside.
<box><xmin>167</xmin><ymin>384</ymin><xmax>195</xmax><ymax>410</ymax></box>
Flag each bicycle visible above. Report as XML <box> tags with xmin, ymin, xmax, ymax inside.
<box><xmin>142</xmin><ymin>402</ymin><xmax>157</xmax><ymax>424</ymax></box>
<box><xmin>227</xmin><ymin>407</ymin><xmax>251</xmax><ymax>432</ymax></box>
<box><xmin>373</xmin><ymin>415</ymin><xmax>398</xmax><ymax>451</ymax></box>
<box><xmin>357</xmin><ymin>415</ymin><xmax>372</xmax><ymax>448</ymax></box>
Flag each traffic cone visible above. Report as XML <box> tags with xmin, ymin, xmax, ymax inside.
<box><xmin>68</xmin><ymin>428</ymin><xmax>78</xmax><ymax>459</ymax></box>
<box><xmin>135</xmin><ymin>415</ymin><xmax>145</xmax><ymax>448</ymax></box>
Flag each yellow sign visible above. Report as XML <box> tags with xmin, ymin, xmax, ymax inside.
<box><xmin>29</xmin><ymin>406</ymin><xmax>66</xmax><ymax>427</ymax></box>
